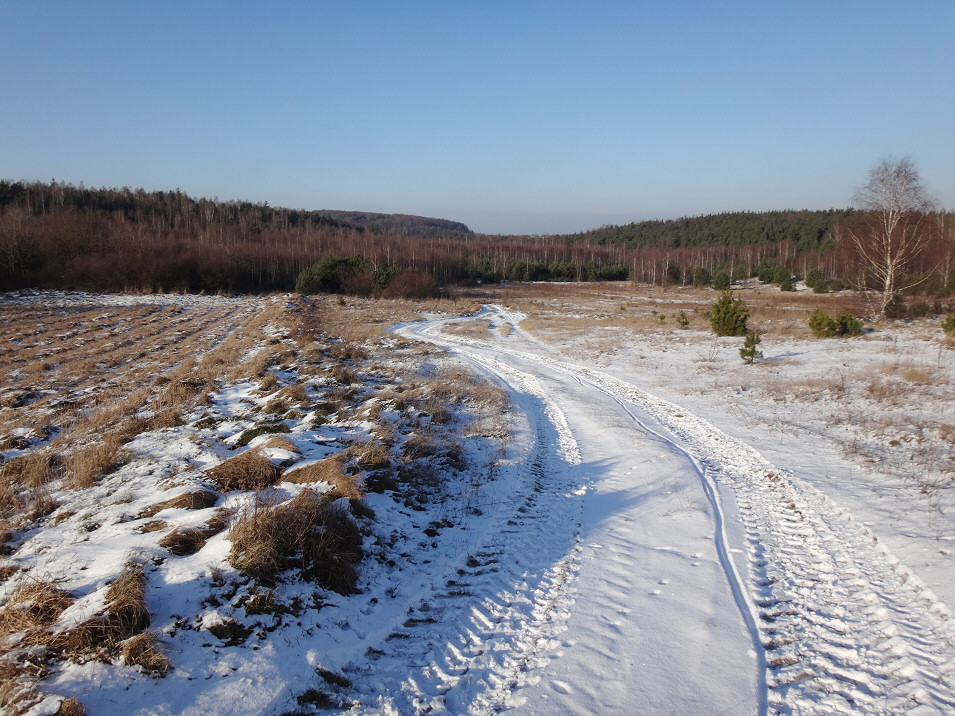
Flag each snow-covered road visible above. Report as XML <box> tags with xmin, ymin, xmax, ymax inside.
<box><xmin>390</xmin><ymin>305</ymin><xmax>955</xmax><ymax>715</ymax></box>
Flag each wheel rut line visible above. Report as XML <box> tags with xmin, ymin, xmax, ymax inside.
<box><xmin>345</xmin><ymin>346</ymin><xmax>584</xmax><ymax>714</ymax></box>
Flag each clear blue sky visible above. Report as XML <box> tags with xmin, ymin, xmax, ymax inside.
<box><xmin>2</xmin><ymin>1</ymin><xmax>953</xmax><ymax>235</ymax></box>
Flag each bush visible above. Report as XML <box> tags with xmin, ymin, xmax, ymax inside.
<box><xmin>295</xmin><ymin>255</ymin><xmax>370</xmax><ymax>295</ymax></box>
<box><xmin>692</xmin><ymin>267</ymin><xmax>711</xmax><ymax>286</ymax></box>
<box><xmin>739</xmin><ymin>331</ymin><xmax>762</xmax><ymax>364</ymax></box>
<box><xmin>380</xmin><ymin>270</ymin><xmax>437</xmax><ymax>299</ymax></box>
<box><xmin>778</xmin><ymin>274</ymin><xmax>795</xmax><ymax>292</ymax></box>
<box><xmin>805</xmin><ymin>268</ymin><xmax>827</xmax><ymax>293</ymax></box>
<box><xmin>709</xmin><ymin>290</ymin><xmax>748</xmax><ymax>336</ymax></box>
<box><xmin>712</xmin><ymin>269</ymin><xmax>731</xmax><ymax>291</ymax></box>
<box><xmin>772</xmin><ymin>265</ymin><xmax>791</xmax><ymax>285</ymax></box>
<box><xmin>809</xmin><ymin>309</ymin><xmax>863</xmax><ymax>338</ymax></box>
<box><xmin>755</xmin><ymin>259</ymin><xmax>777</xmax><ymax>284</ymax></box>
<box><xmin>808</xmin><ymin>308</ymin><xmax>836</xmax><ymax>337</ymax></box>
<box><xmin>943</xmin><ymin>312</ymin><xmax>955</xmax><ymax>336</ymax></box>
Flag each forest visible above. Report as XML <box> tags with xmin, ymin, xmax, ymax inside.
<box><xmin>1</xmin><ymin>180</ymin><xmax>953</xmax><ymax>301</ymax></box>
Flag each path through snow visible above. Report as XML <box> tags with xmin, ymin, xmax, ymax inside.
<box><xmin>383</xmin><ymin>304</ymin><xmax>955</xmax><ymax>715</ymax></box>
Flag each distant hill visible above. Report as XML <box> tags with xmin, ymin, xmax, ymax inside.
<box><xmin>564</xmin><ymin>209</ymin><xmax>853</xmax><ymax>252</ymax></box>
<box><xmin>314</xmin><ymin>210</ymin><xmax>471</xmax><ymax>237</ymax></box>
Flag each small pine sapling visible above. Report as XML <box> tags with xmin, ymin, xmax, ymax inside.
<box><xmin>943</xmin><ymin>312</ymin><xmax>955</xmax><ymax>336</ymax></box>
<box><xmin>677</xmin><ymin>310</ymin><xmax>690</xmax><ymax>329</ymax></box>
<box><xmin>740</xmin><ymin>331</ymin><xmax>763</xmax><ymax>364</ymax></box>
<box><xmin>709</xmin><ymin>290</ymin><xmax>749</xmax><ymax>336</ymax></box>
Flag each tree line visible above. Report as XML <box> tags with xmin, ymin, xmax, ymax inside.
<box><xmin>1</xmin><ymin>179</ymin><xmax>952</xmax><ymax>304</ymax></box>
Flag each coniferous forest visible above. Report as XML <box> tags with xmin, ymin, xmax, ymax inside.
<box><xmin>1</xmin><ymin>180</ymin><xmax>953</xmax><ymax>299</ymax></box>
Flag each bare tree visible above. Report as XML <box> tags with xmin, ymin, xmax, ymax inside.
<box><xmin>849</xmin><ymin>156</ymin><xmax>937</xmax><ymax>316</ymax></box>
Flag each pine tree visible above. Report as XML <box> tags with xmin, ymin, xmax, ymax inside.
<box><xmin>709</xmin><ymin>290</ymin><xmax>749</xmax><ymax>336</ymax></box>
<box><xmin>740</xmin><ymin>331</ymin><xmax>763</xmax><ymax>364</ymax></box>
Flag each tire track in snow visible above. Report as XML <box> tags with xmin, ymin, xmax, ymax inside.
<box><xmin>345</xmin><ymin>351</ymin><xmax>584</xmax><ymax>714</ymax></box>
<box><xmin>407</xmin><ymin>306</ymin><xmax>955</xmax><ymax>715</ymax></box>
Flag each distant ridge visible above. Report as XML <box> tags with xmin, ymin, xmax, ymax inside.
<box><xmin>314</xmin><ymin>210</ymin><xmax>471</xmax><ymax>237</ymax></box>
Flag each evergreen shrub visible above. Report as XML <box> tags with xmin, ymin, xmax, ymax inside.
<box><xmin>709</xmin><ymin>291</ymin><xmax>748</xmax><ymax>336</ymax></box>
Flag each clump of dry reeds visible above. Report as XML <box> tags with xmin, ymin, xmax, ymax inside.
<box><xmin>258</xmin><ymin>436</ymin><xmax>301</xmax><ymax>454</ymax></box>
<box><xmin>0</xmin><ymin>581</ymin><xmax>74</xmax><ymax>639</ymax></box>
<box><xmin>58</xmin><ymin>563</ymin><xmax>151</xmax><ymax>656</ymax></box>
<box><xmin>120</xmin><ymin>631</ymin><xmax>171</xmax><ymax>677</ymax></box>
<box><xmin>157</xmin><ymin>509</ymin><xmax>230</xmax><ymax>556</ymax></box>
<box><xmin>283</xmin><ymin>458</ymin><xmax>362</xmax><ymax>499</ymax></box>
<box><xmin>138</xmin><ymin>489</ymin><xmax>218</xmax><ymax>518</ymax></box>
<box><xmin>65</xmin><ymin>437</ymin><xmax>129</xmax><ymax>489</ymax></box>
<box><xmin>205</xmin><ymin>450</ymin><xmax>283</xmax><ymax>492</ymax></box>
<box><xmin>228</xmin><ymin>489</ymin><xmax>362</xmax><ymax>593</ymax></box>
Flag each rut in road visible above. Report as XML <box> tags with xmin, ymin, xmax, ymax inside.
<box><xmin>342</xmin><ymin>357</ymin><xmax>584</xmax><ymax>714</ymax></box>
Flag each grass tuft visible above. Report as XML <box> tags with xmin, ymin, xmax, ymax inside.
<box><xmin>206</xmin><ymin>450</ymin><xmax>283</xmax><ymax>492</ymax></box>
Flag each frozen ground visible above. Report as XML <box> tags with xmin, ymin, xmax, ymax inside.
<box><xmin>2</xmin><ymin>289</ymin><xmax>954</xmax><ymax>715</ymax></box>
<box><xmin>394</xmin><ymin>298</ymin><xmax>955</xmax><ymax>714</ymax></box>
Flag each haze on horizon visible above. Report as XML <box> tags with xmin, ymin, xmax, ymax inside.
<box><xmin>2</xmin><ymin>1</ymin><xmax>953</xmax><ymax>236</ymax></box>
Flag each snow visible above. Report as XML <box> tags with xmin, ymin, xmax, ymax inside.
<box><xmin>2</xmin><ymin>289</ymin><xmax>954</xmax><ymax>715</ymax></box>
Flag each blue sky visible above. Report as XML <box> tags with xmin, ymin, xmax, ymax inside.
<box><xmin>2</xmin><ymin>1</ymin><xmax>953</xmax><ymax>235</ymax></box>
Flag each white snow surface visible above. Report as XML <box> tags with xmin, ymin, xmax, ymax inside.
<box><xmin>3</xmin><ymin>292</ymin><xmax>954</xmax><ymax>715</ymax></box>
<box><xmin>391</xmin><ymin>303</ymin><xmax>955</xmax><ymax>715</ymax></box>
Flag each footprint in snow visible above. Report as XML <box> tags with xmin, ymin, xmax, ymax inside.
<box><xmin>550</xmin><ymin>680</ymin><xmax>573</xmax><ymax>695</ymax></box>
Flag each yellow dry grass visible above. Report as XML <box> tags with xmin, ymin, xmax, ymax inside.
<box><xmin>283</xmin><ymin>457</ymin><xmax>363</xmax><ymax>499</ymax></box>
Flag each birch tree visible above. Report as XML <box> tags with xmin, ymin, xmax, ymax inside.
<box><xmin>849</xmin><ymin>156</ymin><xmax>936</xmax><ymax>316</ymax></box>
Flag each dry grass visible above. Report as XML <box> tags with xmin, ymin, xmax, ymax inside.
<box><xmin>157</xmin><ymin>509</ymin><xmax>229</xmax><ymax>556</ymax></box>
<box><xmin>258</xmin><ymin>436</ymin><xmax>302</xmax><ymax>454</ymax></box>
<box><xmin>284</xmin><ymin>457</ymin><xmax>363</xmax><ymax>499</ymax></box>
<box><xmin>55</xmin><ymin>697</ymin><xmax>87</xmax><ymax>715</ymax></box>
<box><xmin>120</xmin><ymin>631</ymin><xmax>171</xmax><ymax>677</ymax></box>
<box><xmin>1</xmin><ymin>450</ymin><xmax>61</xmax><ymax>490</ymax></box>
<box><xmin>158</xmin><ymin>527</ymin><xmax>211</xmax><ymax>556</ymax></box>
<box><xmin>65</xmin><ymin>436</ymin><xmax>129</xmax><ymax>489</ymax></box>
<box><xmin>137</xmin><ymin>520</ymin><xmax>168</xmax><ymax>533</ymax></box>
<box><xmin>60</xmin><ymin>563</ymin><xmax>151</xmax><ymax>655</ymax></box>
<box><xmin>354</xmin><ymin>442</ymin><xmax>391</xmax><ymax>470</ymax></box>
<box><xmin>0</xmin><ymin>581</ymin><xmax>74</xmax><ymax>638</ymax></box>
<box><xmin>228</xmin><ymin>489</ymin><xmax>362</xmax><ymax>592</ymax></box>
<box><xmin>139</xmin><ymin>489</ymin><xmax>218</xmax><ymax>518</ymax></box>
<box><xmin>205</xmin><ymin>450</ymin><xmax>283</xmax><ymax>492</ymax></box>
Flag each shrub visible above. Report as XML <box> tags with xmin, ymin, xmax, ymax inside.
<box><xmin>739</xmin><ymin>331</ymin><xmax>763</xmax><ymax>364</ymax></box>
<box><xmin>677</xmin><ymin>310</ymin><xmax>690</xmax><ymax>329</ymax></box>
<box><xmin>943</xmin><ymin>312</ymin><xmax>955</xmax><ymax>336</ymax></box>
<box><xmin>712</xmin><ymin>269</ymin><xmax>731</xmax><ymax>291</ymax></box>
<box><xmin>809</xmin><ymin>309</ymin><xmax>863</xmax><ymax>338</ymax></box>
<box><xmin>709</xmin><ymin>290</ymin><xmax>748</xmax><ymax>336</ymax></box>
<box><xmin>808</xmin><ymin>308</ymin><xmax>837</xmax><ymax>337</ymax></box>
<box><xmin>380</xmin><ymin>270</ymin><xmax>438</xmax><ymax>299</ymax></box>
<box><xmin>295</xmin><ymin>255</ymin><xmax>371</xmax><ymax>296</ymax></box>
<box><xmin>805</xmin><ymin>268</ymin><xmax>827</xmax><ymax>293</ymax></box>
<box><xmin>692</xmin><ymin>267</ymin><xmax>711</xmax><ymax>286</ymax></box>
<box><xmin>778</xmin><ymin>274</ymin><xmax>795</xmax><ymax>292</ymax></box>
<box><xmin>772</xmin><ymin>265</ymin><xmax>791</xmax><ymax>285</ymax></box>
